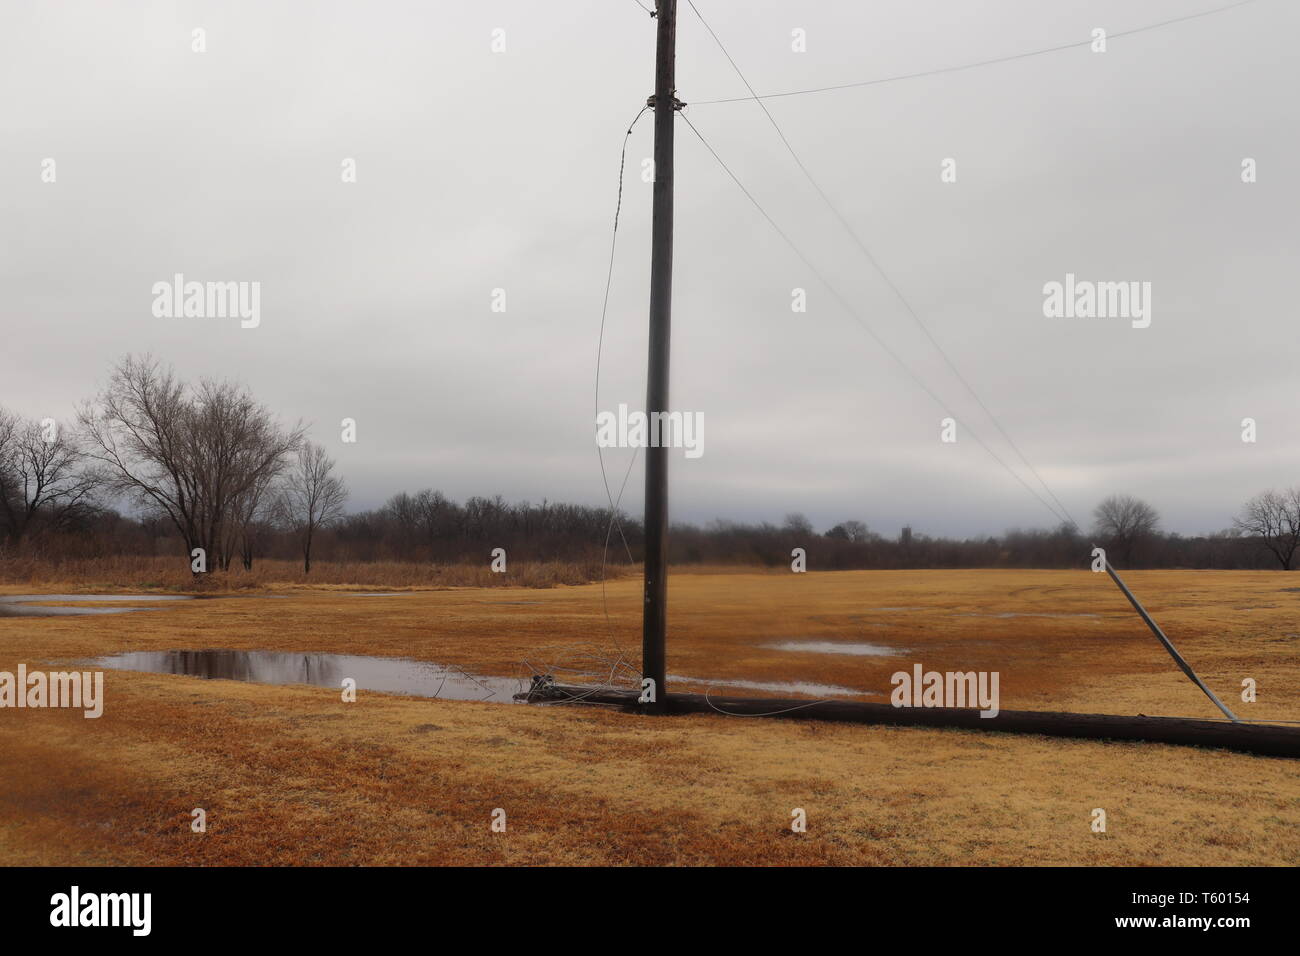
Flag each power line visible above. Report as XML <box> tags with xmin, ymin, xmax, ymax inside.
<box><xmin>681</xmin><ymin>3</ymin><xmax>1240</xmax><ymax>721</ymax></box>
<box><xmin>689</xmin><ymin>2</ymin><xmax>1078</xmax><ymax>527</ymax></box>
<box><xmin>678</xmin><ymin>111</ymin><xmax>1072</xmax><ymax>527</ymax></box>
<box><xmin>686</xmin><ymin>0</ymin><xmax>1078</xmax><ymax>526</ymax></box>
<box><xmin>692</xmin><ymin>0</ymin><xmax>1265</xmax><ymax>106</ymax></box>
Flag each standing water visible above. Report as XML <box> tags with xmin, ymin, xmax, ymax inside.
<box><xmin>0</xmin><ymin>594</ymin><xmax>194</xmax><ymax>617</ymax></box>
<box><xmin>88</xmin><ymin>649</ymin><xmax>524</xmax><ymax>702</ymax></box>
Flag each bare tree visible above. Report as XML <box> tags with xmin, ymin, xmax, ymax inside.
<box><xmin>825</xmin><ymin>519</ymin><xmax>870</xmax><ymax>543</ymax></box>
<box><xmin>1092</xmin><ymin>494</ymin><xmax>1160</xmax><ymax>565</ymax></box>
<box><xmin>276</xmin><ymin>441</ymin><xmax>348</xmax><ymax>573</ymax></box>
<box><xmin>225</xmin><ymin>468</ymin><xmax>279</xmax><ymax>571</ymax></box>
<box><xmin>0</xmin><ymin>408</ymin><xmax>21</xmax><ymax>543</ymax></box>
<box><xmin>78</xmin><ymin>355</ymin><xmax>303</xmax><ymax>571</ymax></box>
<box><xmin>1233</xmin><ymin>488</ymin><xmax>1300</xmax><ymax>570</ymax></box>
<box><xmin>783</xmin><ymin>512</ymin><xmax>814</xmax><ymax>536</ymax></box>
<box><xmin>0</xmin><ymin>408</ymin><xmax>100</xmax><ymax>544</ymax></box>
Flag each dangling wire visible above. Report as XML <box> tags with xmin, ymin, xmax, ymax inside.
<box><xmin>592</xmin><ymin>105</ymin><xmax>651</xmax><ymax>669</ymax></box>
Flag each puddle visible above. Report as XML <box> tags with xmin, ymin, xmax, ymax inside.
<box><xmin>0</xmin><ymin>606</ymin><xmax>172</xmax><ymax>618</ymax></box>
<box><xmin>87</xmin><ymin>649</ymin><xmax>523</xmax><ymax>702</ymax></box>
<box><xmin>670</xmin><ymin>674</ymin><xmax>875</xmax><ymax>698</ymax></box>
<box><xmin>0</xmin><ymin>594</ymin><xmax>194</xmax><ymax>617</ymax></box>
<box><xmin>767</xmin><ymin>640</ymin><xmax>903</xmax><ymax>657</ymax></box>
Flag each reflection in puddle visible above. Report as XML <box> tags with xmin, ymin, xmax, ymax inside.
<box><xmin>0</xmin><ymin>606</ymin><xmax>169</xmax><ymax>618</ymax></box>
<box><xmin>88</xmin><ymin>649</ymin><xmax>523</xmax><ymax>702</ymax></box>
<box><xmin>671</xmin><ymin>673</ymin><xmax>875</xmax><ymax>698</ymax></box>
<box><xmin>0</xmin><ymin>594</ymin><xmax>194</xmax><ymax>617</ymax></box>
<box><xmin>767</xmin><ymin>640</ymin><xmax>903</xmax><ymax>657</ymax></box>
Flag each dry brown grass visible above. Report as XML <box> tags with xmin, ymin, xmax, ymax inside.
<box><xmin>0</xmin><ymin>568</ymin><xmax>1297</xmax><ymax>865</ymax></box>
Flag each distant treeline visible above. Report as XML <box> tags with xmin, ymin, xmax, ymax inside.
<box><xmin>5</xmin><ymin>355</ymin><xmax>1300</xmax><ymax>573</ymax></box>
<box><xmin>4</xmin><ymin>491</ymin><xmax>1290</xmax><ymax>571</ymax></box>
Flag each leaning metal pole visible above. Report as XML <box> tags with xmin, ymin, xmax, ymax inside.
<box><xmin>1099</xmin><ymin>550</ymin><xmax>1239</xmax><ymax>721</ymax></box>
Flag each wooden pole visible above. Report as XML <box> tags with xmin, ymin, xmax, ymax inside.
<box><xmin>521</xmin><ymin>683</ymin><xmax>1300</xmax><ymax>759</ymax></box>
<box><xmin>642</xmin><ymin>0</ymin><xmax>677</xmax><ymax>710</ymax></box>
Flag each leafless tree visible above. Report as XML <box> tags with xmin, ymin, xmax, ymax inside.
<box><xmin>826</xmin><ymin>519</ymin><xmax>871</xmax><ymax>543</ymax></box>
<box><xmin>379</xmin><ymin>488</ymin><xmax>461</xmax><ymax>561</ymax></box>
<box><xmin>0</xmin><ymin>408</ymin><xmax>20</xmax><ymax>543</ymax></box>
<box><xmin>1092</xmin><ymin>494</ymin><xmax>1160</xmax><ymax>565</ymax></box>
<box><xmin>276</xmin><ymin>441</ymin><xmax>348</xmax><ymax>573</ymax></box>
<box><xmin>1233</xmin><ymin>488</ymin><xmax>1300</xmax><ymax>570</ymax></box>
<box><xmin>225</xmin><ymin>468</ymin><xmax>279</xmax><ymax>571</ymax></box>
<box><xmin>0</xmin><ymin>407</ymin><xmax>101</xmax><ymax>544</ymax></box>
<box><xmin>78</xmin><ymin>355</ymin><xmax>303</xmax><ymax>571</ymax></box>
<box><xmin>783</xmin><ymin>512</ymin><xmax>814</xmax><ymax>536</ymax></box>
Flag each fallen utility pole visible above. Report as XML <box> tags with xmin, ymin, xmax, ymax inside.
<box><xmin>520</xmin><ymin>682</ymin><xmax>1300</xmax><ymax>759</ymax></box>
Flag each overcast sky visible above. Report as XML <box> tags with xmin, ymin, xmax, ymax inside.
<box><xmin>2</xmin><ymin>0</ymin><xmax>1296</xmax><ymax>538</ymax></box>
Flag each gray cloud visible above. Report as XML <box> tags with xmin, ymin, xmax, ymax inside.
<box><xmin>2</xmin><ymin>0</ymin><xmax>1295</xmax><ymax>538</ymax></box>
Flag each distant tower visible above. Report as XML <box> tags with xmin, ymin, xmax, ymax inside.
<box><xmin>900</xmin><ymin>526</ymin><xmax>913</xmax><ymax>546</ymax></box>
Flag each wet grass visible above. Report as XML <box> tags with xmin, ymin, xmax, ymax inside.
<box><xmin>1</xmin><ymin>568</ymin><xmax>1297</xmax><ymax>865</ymax></box>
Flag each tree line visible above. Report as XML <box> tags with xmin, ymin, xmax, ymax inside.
<box><xmin>4</xmin><ymin>356</ymin><xmax>1300</xmax><ymax>572</ymax></box>
<box><xmin>2</xmin><ymin>355</ymin><xmax>346</xmax><ymax>572</ymax></box>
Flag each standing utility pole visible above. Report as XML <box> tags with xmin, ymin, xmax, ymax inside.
<box><xmin>642</xmin><ymin>0</ymin><xmax>678</xmax><ymax>710</ymax></box>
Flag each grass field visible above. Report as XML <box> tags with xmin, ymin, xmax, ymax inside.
<box><xmin>1</xmin><ymin>568</ymin><xmax>1297</xmax><ymax>865</ymax></box>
